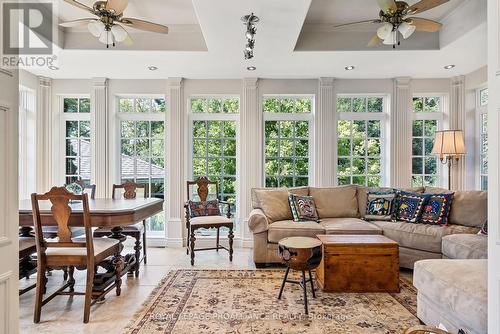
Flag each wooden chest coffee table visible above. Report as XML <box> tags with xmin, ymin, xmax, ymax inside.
<box><xmin>315</xmin><ymin>234</ymin><xmax>400</xmax><ymax>293</ymax></box>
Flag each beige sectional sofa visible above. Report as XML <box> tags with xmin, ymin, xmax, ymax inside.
<box><xmin>248</xmin><ymin>185</ymin><xmax>487</xmax><ymax>268</ymax></box>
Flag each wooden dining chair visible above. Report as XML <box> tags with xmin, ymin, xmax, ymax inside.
<box><xmin>93</xmin><ymin>180</ymin><xmax>147</xmax><ymax>277</ymax></box>
<box><xmin>31</xmin><ymin>187</ymin><xmax>123</xmax><ymax>323</ymax></box>
<box><xmin>19</xmin><ymin>233</ymin><xmax>37</xmax><ymax>295</ymax></box>
<box><xmin>184</xmin><ymin>177</ymin><xmax>234</xmax><ymax>266</ymax></box>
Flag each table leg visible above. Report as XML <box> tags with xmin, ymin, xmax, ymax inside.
<box><xmin>19</xmin><ymin>226</ymin><xmax>33</xmax><ymax>237</ymax></box>
<box><xmin>278</xmin><ymin>267</ymin><xmax>290</xmax><ymax>299</ymax></box>
<box><xmin>302</xmin><ymin>271</ymin><xmax>308</xmax><ymax>315</ymax></box>
<box><xmin>108</xmin><ymin>226</ymin><xmax>137</xmax><ymax>278</ymax></box>
<box><xmin>109</xmin><ymin>226</ymin><xmax>127</xmax><ymax>243</ymax></box>
<box><xmin>308</xmin><ymin>270</ymin><xmax>316</xmax><ymax>298</ymax></box>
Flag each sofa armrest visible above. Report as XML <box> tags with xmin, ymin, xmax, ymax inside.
<box><xmin>248</xmin><ymin>209</ymin><xmax>270</xmax><ymax>234</ymax></box>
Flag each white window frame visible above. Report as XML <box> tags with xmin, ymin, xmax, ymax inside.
<box><xmin>411</xmin><ymin>94</ymin><xmax>447</xmax><ymax>188</ymax></box>
<box><xmin>476</xmin><ymin>87</ymin><xmax>488</xmax><ymax>190</ymax></box>
<box><xmin>187</xmin><ymin>95</ymin><xmax>241</xmax><ymax>236</ymax></box>
<box><xmin>59</xmin><ymin>94</ymin><xmax>91</xmax><ymax>186</ymax></box>
<box><xmin>262</xmin><ymin>94</ymin><xmax>314</xmax><ymax>187</ymax></box>
<box><xmin>115</xmin><ymin>94</ymin><xmax>166</xmax><ymax>237</ymax></box>
<box><xmin>336</xmin><ymin>94</ymin><xmax>390</xmax><ymax>187</ymax></box>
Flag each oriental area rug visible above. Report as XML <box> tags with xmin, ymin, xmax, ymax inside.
<box><xmin>126</xmin><ymin>269</ymin><xmax>419</xmax><ymax>334</ymax></box>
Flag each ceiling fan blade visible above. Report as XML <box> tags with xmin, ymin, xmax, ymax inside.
<box><xmin>407</xmin><ymin>0</ymin><xmax>449</xmax><ymax>15</ymax></box>
<box><xmin>408</xmin><ymin>17</ymin><xmax>442</xmax><ymax>32</ymax></box>
<box><xmin>377</xmin><ymin>0</ymin><xmax>397</xmax><ymax>14</ymax></box>
<box><xmin>59</xmin><ymin>18</ymin><xmax>96</xmax><ymax>27</ymax></box>
<box><xmin>367</xmin><ymin>34</ymin><xmax>382</xmax><ymax>47</ymax></box>
<box><xmin>120</xmin><ymin>17</ymin><xmax>169</xmax><ymax>34</ymax></box>
<box><xmin>62</xmin><ymin>0</ymin><xmax>94</xmax><ymax>14</ymax></box>
<box><xmin>333</xmin><ymin>19</ymin><xmax>381</xmax><ymax>30</ymax></box>
<box><xmin>106</xmin><ymin>0</ymin><xmax>129</xmax><ymax>15</ymax></box>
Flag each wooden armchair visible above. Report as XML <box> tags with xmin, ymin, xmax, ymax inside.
<box><xmin>31</xmin><ymin>187</ymin><xmax>123</xmax><ymax>323</ymax></box>
<box><xmin>184</xmin><ymin>177</ymin><xmax>234</xmax><ymax>266</ymax></box>
<box><xmin>93</xmin><ymin>180</ymin><xmax>147</xmax><ymax>277</ymax></box>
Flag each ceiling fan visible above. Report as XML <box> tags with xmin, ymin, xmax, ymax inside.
<box><xmin>334</xmin><ymin>0</ymin><xmax>449</xmax><ymax>48</ymax></box>
<box><xmin>59</xmin><ymin>0</ymin><xmax>169</xmax><ymax>48</ymax></box>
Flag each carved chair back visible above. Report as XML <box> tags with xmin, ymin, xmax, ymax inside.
<box><xmin>31</xmin><ymin>187</ymin><xmax>94</xmax><ymax>262</ymax></box>
<box><xmin>64</xmin><ymin>179</ymin><xmax>96</xmax><ymax>200</ymax></box>
<box><xmin>186</xmin><ymin>177</ymin><xmax>219</xmax><ymax>202</ymax></box>
<box><xmin>112</xmin><ymin>180</ymin><xmax>147</xmax><ymax>200</ymax></box>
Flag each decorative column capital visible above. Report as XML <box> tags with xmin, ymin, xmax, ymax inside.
<box><xmin>167</xmin><ymin>77</ymin><xmax>183</xmax><ymax>88</ymax></box>
<box><xmin>394</xmin><ymin>77</ymin><xmax>411</xmax><ymax>88</ymax></box>
<box><xmin>451</xmin><ymin>75</ymin><xmax>465</xmax><ymax>86</ymax></box>
<box><xmin>38</xmin><ymin>76</ymin><xmax>52</xmax><ymax>87</ymax></box>
<box><xmin>92</xmin><ymin>77</ymin><xmax>108</xmax><ymax>87</ymax></box>
<box><xmin>243</xmin><ymin>77</ymin><xmax>258</xmax><ymax>89</ymax></box>
<box><xmin>319</xmin><ymin>77</ymin><xmax>335</xmax><ymax>87</ymax></box>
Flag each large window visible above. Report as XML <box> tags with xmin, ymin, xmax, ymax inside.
<box><xmin>63</xmin><ymin>97</ymin><xmax>91</xmax><ymax>185</ymax></box>
<box><xmin>411</xmin><ymin>96</ymin><xmax>443</xmax><ymax>187</ymax></box>
<box><xmin>118</xmin><ymin>97</ymin><xmax>166</xmax><ymax>235</ymax></box>
<box><xmin>478</xmin><ymin>88</ymin><xmax>488</xmax><ymax>190</ymax></box>
<box><xmin>190</xmin><ymin>97</ymin><xmax>239</xmax><ymax>217</ymax></box>
<box><xmin>263</xmin><ymin>96</ymin><xmax>312</xmax><ymax>187</ymax></box>
<box><xmin>336</xmin><ymin>95</ymin><xmax>386</xmax><ymax>187</ymax></box>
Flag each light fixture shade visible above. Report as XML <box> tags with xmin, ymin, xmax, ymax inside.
<box><xmin>398</xmin><ymin>22</ymin><xmax>416</xmax><ymax>39</ymax></box>
<box><xmin>382</xmin><ymin>31</ymin><xmax>397</xmax><ymax>45</ymax></box>
<box><xmin>111</xmin><ymin>24</ymin><xmax>128</xmax><ymax>42</ymax></box>
<box><xmin>432</xmin><ymin>130</ymin><xmax>466</xmax><ymax>157</ymax></box>
<box><xmin>377</xmin><ymin>23</ymin><xmax>393</xmax><ymax>39</ymax></box>
<box><xmin>98</xmin><ymin>29</ymin><xmax>114</xmax><ymax>45</ymax></box>
<box><xmin>88</xmin><ymin>20</ymin><xmax>105</xmax><ymax>37</ymax></box>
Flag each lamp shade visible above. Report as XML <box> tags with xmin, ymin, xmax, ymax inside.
<box><xmin>431</xmin><ymin>130</ymin><xmax>466</xmax><ymax>157</ymax></box>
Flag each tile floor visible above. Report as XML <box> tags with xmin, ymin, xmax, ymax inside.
<box><xmin>19</xmin><ymin>246</ymin><xmax>413</xmax><ymax>333</ymax></box>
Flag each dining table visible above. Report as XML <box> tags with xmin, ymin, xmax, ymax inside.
<box><xmin>18</xmin><ymin>197</ymin><xmax>164</xmax><ymax>292</ymax></box>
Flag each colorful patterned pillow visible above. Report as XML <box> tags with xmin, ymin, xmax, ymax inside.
<box><xmin>419</xmin><ymin>193</ymin><xmax>453</xmax><ymax>225</ymax></box>
<box><xmin>394</xmin><ymin>192</ymin><xmax>428</xmax><ymax>223</ymax></box>
<box><xmin>365</xmin><ymin>191</ymin><xmax>396</xmax><ymax>221</ymax></box>
<box><xmin>188</xmin><ymin>200</ymin><xmax>221</xmax><ymax>218</ymax></box>
<box><xmin>288</xmin><ymin>193</ymin><xmax>319</xmax><ymax>222</ymax></box>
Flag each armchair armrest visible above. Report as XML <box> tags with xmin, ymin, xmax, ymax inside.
<box><xmin>248</xmin><ymin>209</ymin><xmax>270</xmax><ymax>234</ymax></box>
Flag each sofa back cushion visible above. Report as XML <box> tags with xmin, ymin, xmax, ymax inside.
<box><xmin>309</xmin><ymin>185</ymin><xmax>359</xmax><ymax>218</ymax></box>
<box><xmin>252</xmin><ymin>187</ymin><xmax>308</xmax><ymax>222</ymax></box>
<box><xmin>357</xmin><ymin>186</ymin><xmax>425</xmax><ymax>218</ymax></box>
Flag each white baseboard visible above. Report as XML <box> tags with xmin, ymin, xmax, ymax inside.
<box><xmin>166</xmin><ymin>237</ymin><xmax>183</xmax><ymax>248</ymax></box>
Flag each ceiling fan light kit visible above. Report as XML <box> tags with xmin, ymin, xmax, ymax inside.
<box><xmin>241</xmin><ymin>13</ymin><xmax>259</xmax><ymax>60</ymax></box>
<box><xmin>60</xmin><ymin>0</ymin><xmax>169</xmax><ymax>48</ymax></box>
<box><xmin>334</xmin><ymin>0</ymin><xmax>447</xmax><ymax>49</ymax></box>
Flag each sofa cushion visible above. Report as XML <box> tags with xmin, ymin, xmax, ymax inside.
<box><xmin>449</xmin><ymin>191</ymin><xmax>488</xmax><ymax>228</ymax></box>
<box><xmin>442</xmin><ymin>234</ymin><xmax>488</xmax><ymax>259</ymax></box>
<box><xmin>365</xmin><ymin>191</ymin><xmax>397</xmax><ymax>221</ymax></box>
<box><xmin>419</xmin><ymin>193</ymin><xmax>453</xmax><ymax>226</ymax></box>
<box><xmin>251</xmin><ymin>187</ymin><xmax>308</xmax><ymax>209</ymax></box>
<box><xmin>358</xmin><ymin>187</ymin><xmax>424</xmax><ymax>218</ymax></box>
<box><xmin>267</xmin><ymin>220</ymin><xmax>325</xmax><ymax>243</ymax></box>
<box><xmin>252</xmin><ymin>187</ymin><xmax>309</xmax><ymax>222</ymax></box>
<box><xmin>309</xmin><ymin>185</ymin><xmax>359</xmax><ymax>218</ymax></box>
<box><xmin>320</xmin><ymin>218</ymin><xmax>382</xmax><ymax>235</ymax></box>
<box><xmin>370</xmin><ymin>220</ymin><xmax>479</xmax><ymax>253</ymax></box>
<box><xmin>413</xmin><ymin>259</ymin><xmax>487</xmax><ymax>334</ymax></box>
<box><xmin>288</xmin><ymin>193</ymin><xmax>319</xmax><ymax>222</ymax></box>
<box><xmin>394</xmin><ymin>192</ymin><xmax>428</xmax><ymax>223</ymax></box>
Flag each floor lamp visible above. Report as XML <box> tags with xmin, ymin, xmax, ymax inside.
<box><xmin>431</xmin><ymin>130</ymin><xmax>466</xmax><ymax>190</ymax></box>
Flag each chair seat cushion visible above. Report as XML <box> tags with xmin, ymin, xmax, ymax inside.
<box><xmin>190</xmin><ymin>215</ymin><xmax>233</xmax><ymax>226</ymax></box>
<box><xmin>94</xmin><ymin>222</ymin><xmax>144</xmax><ymax>234</ymax></box>
<box><xmin>267</xmin><ymin>220</ymin><xmax>325</xmax><ymax>243</ymax></box>
<box><xmin>320</xmin><ymin>218</ymin><xmax>382</xmax><ymax>235</ymax></box>
<box><xmin>370</xmin><ymin>220</ymin><xmax>479</xmax><ymax>253</ymax></box>
<box><xmin>442</xmin><ymin>234</ymin><xmax>488</xmax><ymax>259</ymax></box>
<box><xmin>413</xmin><ymin>259</ymin><xmax>487</xmax><ymax>333</ymax></box>
<box><xmin>45</xmin><ymin>237</ymin><xmax>120</xmax><ymax>257</ymax></box>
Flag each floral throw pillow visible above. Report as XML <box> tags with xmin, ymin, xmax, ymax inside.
<box><xmin>365</xmin><ymin>191</ymin><xmax>396</xmax><ymax>221</ymax></box>
<box><xmin>188</xmin><ymin>200</ymin><xmax>221</xmax><ymax>218</ymax></box>
<box><xmin>394</xmin><ymin>192</ymin><xmax>428</xmax><ymax>223</ymax></box>
<box><xmin>288</xmin><ymin>193</ymin><xmax>319</xmax><ymax>222</ymax></box>
<box><xmin>419</xmin><ymin>193</ymin><xmax>454</xmax><ymax>225</ymax></box>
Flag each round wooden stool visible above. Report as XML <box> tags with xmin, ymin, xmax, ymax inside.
<box><xmin>277</xmin><ymin>236</ymin><xmax>322</xmax><ymax>314</ymax></box>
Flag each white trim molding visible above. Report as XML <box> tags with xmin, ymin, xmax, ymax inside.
<box><xmin>450</xmin><ymin>75</ymin><xmax>466</xmax><ymax>190</ymax></box>
<box><xmin>316</xmin><ymin>77</ymin><xmax>335</xmax><ymax>186</ymax></box>
<box><xmin>392</xmin><ymin>77</ymin><xmax>412</xmax><ymax>187</ymax></box>
<box><xmin>37</xmin><ymin>76</ymin><xmax>52</xmax><ymax>192</ymax></box>
<box><xmin>91</xmin><ymin>77</ymin><xmax>109</xmax><ymax>198</ymax></box>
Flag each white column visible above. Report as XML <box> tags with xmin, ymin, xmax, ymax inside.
<box><xmin>392</xmin><ymin>77</ymin><xmax>412</xmax><ymax>188</ymax></box>
<box><xmin>449</xmin><ymin>75</ymin><xmax>466</xmax><ymax>190</ymax></box>
<box><xmin>165</xmin><ymin>78</ymin><xmax>184</xmax><ymax>247</ymax></box>
<box><xmin>315</xmin><ymin>77</ymin><xmax>336</xmax><ymax>186</ymax></box>
<box><xmin>487</xmin><ymin>0</ymin><xmax>500</xmax><ymax>332</ymax></box>
<box><xmin>36</xmin><ymin>76</ymin><xmax>52</xmax><ymax>192</ymax></box>
<box><xmin>91</xmin><ymin>78</ymin><xmax>109</xmax><ymax>198</ymax></box>
<box><xmin>239</xmin><ymin>78</ymin><xmax>260</xmax><ymax>247</ymax></box>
